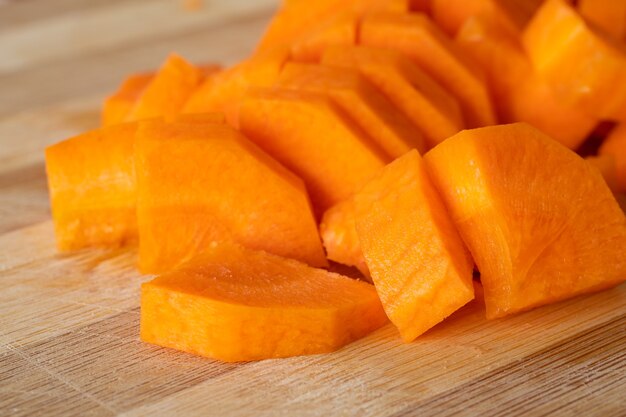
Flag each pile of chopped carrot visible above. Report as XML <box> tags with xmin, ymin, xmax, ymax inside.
<box><xmin>45</xmin><ymin>0</ymin><xmax>626</xmax><ymax>362</ymax></box>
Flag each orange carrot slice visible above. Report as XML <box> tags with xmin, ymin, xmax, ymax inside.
<box><xmin>319</xmin><ymin>198</ymin><xmax>370</xmax><ymax>280</ymax></box>
<box><xmin>579</xmin><ymin>0</ymin><xmax>626</xmax><ymax>41</ymax></box>
<box><xmin>424</xmin><ymin>123</ymin><xmax>626</xmax><ymax>319</ymax></box>
<box><xmin>586</xmin><ymin>155</ymin><xmax>620</xmax><ymax>193</ymax></box>
<box><xmin>45</xmin><ymin>122</ymin><xmax>139</xmax><ymax>250</ymax></box>
<box><xmin>239</xmin><ymin>88</ymin><xmax>389</xmax><ymax>212</ymax></box>
<box><xmin>140</xmin><ymin>242</ymin><xmax>387</xmax><ymax>362</ymax></box>
<box><xmin>135</xmin><ymin>119</ymin><xmax>326</xmax><ymax>273</ymax></box>
<box><xmin>322</xmin><ymin>45</ymin><xmax>463</xmax><ymax>149</ymax></box>
<box><xmin>360</xmin><ymin>12</ymin><xmax>496</xmax><ymax>128</ymax></box>
<box><xmin>354</xmin><ymin>150</ymin><xmax>475</xmax><ymax>342</ymax></box>
<box><xmin>431</xmin><ymin>0</ymin><xmax>540</xmax><ymax>36</ymax></box>
<box><xmin>599</xmin><ymin>124</ymin><xmax>626</xmax><ymax>193</ymax></box>
<box><xmin>277</xmin><ymin>62</ymin><xmax>425</xmax><ymax>157</ymax></box>
<box><xmin>523</xmin><ymin>0</ymin><xmax>626</xmax><ymax>121</ymax></box>
<box><xmin>456</xmin><ymin>15</ymin><xmax>596</xmax><ymax>149</ymax></box>
<box><xmin>126</xmin><ymin>54</ymin><xmax>212</xmax><ymax>122</ymax></box>
<box><xmin>183</xmin><ymin>46</ymin><xmax>290</xmax><ymax>126</ymax></box>
<box><xmin>102</xmin><ymin>72</ymin><xmax>154</xmax><ymax>127</ymax></box>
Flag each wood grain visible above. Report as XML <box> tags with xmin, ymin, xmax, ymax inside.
<box><xmin>0</xmin><ymin>1</ymin><xmax>624</xmax><ymax>416</ymax></box>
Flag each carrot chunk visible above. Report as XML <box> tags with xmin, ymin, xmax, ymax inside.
<box><xmin>45</xmin><ymin>122</ymin><xmax>138</xmax><ymax>250</ymax></box>
<box><xmin>277</xmin><ymin>62</ymin><xmax>425</xmax><ymax>157</ymax></box>
<box><xmin>126</xmin><ymin>54</ymin><xmax>212</xmax><ymax>122</ymax></box>
<box><xmin>322</xmin><ymin>46</ymin><xmax>463</xmax><ymax>149</ymax></box>
<box><xmin>102</xmin><ymin>72</ymin><xmax>154</xmax><ymax>127</ymax></box>
<box><xmin>360</xmin><ymin>13</ymin><xmax>496</xmax><ymax>128</ymax></box>
<box><xmin>140</xmin><ymin>242</ymin><xmax>388</xmax><ymax>362</ymax></box>
<box><xmin>135</xmin><ymin>119</ymin><xmax>326</xmax><ymax>273</ymax></box>
<box><xmin>599</xmin><ymin>124</ymin><xmax>626</xmax><ymax>193</ymax></box>
<box><xmin>320</xmin><ymin>198</ymin><xmax>370</xmax><ymax>280</ymax></box>
<box><xmin>523</xmin><ymin>0</ymin><xmax>626</xmax><ymax>121</ymax></box>
<box><xmin>424</xmin><ymin>123</ymin><xmax>626</xmax><ymax>318</ymax></box>
<box><xmin>239</xmin><ymin>88</ymin><xmax>389</xmax><ymax>212</ymax></box>
<box><xmin>354</xmin><ymin>150</ymin><xmax>475</xmax><ymax>342</ymax></box>
<box><xmin>456</xmin><ymin>15</ymin><xmax>596</xmax><ymax>149</ymax></box>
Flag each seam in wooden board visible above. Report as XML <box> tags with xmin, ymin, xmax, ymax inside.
<box><xmin>0</xmin><ymin>307</ymin><xmax>243</xmax><ymax>416</ymax></box>
<box><xmin>388</xmin><ymin>313</ymin><xmax>626</xmax><ymax>417</ymax></box>
<box><xmin>2</xmin><ymin>307</ymin><xmax>625</xmax><ymax>416</ymax></box>
<box><xmin>1</xmin><ymin>336</ymin><xmax>119</xmax><ymax>415</ymax></box>
<box><xmin>0</xmin><ymin>161</ymin><xmax>46</xmax><ymax>189</ymax></box>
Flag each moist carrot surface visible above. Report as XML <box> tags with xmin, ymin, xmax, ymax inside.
<box><xmin>135</xmin><ymin>119</ymin><xmax>326</xmax><ymax>273</ymax></box>
<box><xmin>102</xmin><ymin>72</ymin><xmax>154</xmax><ymax>127</ymax></box>
<box><xmin>456</xmin><ymin>15</ymin><xmax>596</xmax><ymax>149</ymax></box>
<box><xmin>599</xmin><ymin>124</ymin><xmax>626</xmax><ymax>193</ymax></box>
<box><xmin>140</xmin><ymin>242</ymin><xmax>388</xmax><ymax>362</ymax></box>
<box><xmin>319</xmin><ymin>198</ymin><xmax>370</xmax><ymax>280</ymax></box>
<box><xmin>238</xmin><ymin>88</ymin><xmax>389</xmax><ymax>212</ymax></box>
<box><xmin>321</xmin><ymin>46</ymin><xmax>463</xmax><ymax>149</ymax></box>
<box><xmin>523</xmin><ymin>0</ymin><xmax>626</xmax><ymax>121</ymax></box>
<box><xmin>354</xmin><ymin>150</ymin><xmax>475</xmax><ymax>342</ymax></box>
<box><xmin>424</xmin><ymin>123</ymin><xmax>626</xmax><ymax>319</ymax></box>
<box><xmin>277</xmin><ymin>62</ymin><xmax>425</xmax><ymax>157</ymax></box>
<box><xmin>183</xmin><ymin>46</ymin><xmax>290</xmax><ymax>126</ymax></box>
<box><xmin>360</xmin><ymin>12</ymin><xmax>496</xmax><ymax>128</ymax></box>
<box><xmin>126</xmin><ymin>54</ymin><xmax>209</xmax><ymax>122</ymax></box>
<box><xmin>45</xmin><ymin>122</ymin><xmax>139</xmax><ymax>250</ymax></box>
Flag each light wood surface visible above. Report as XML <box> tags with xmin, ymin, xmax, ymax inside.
<box><xmin>0</xmin><ymin>1</ymin><xmax>625</xmax><ymax>416</ymax></box>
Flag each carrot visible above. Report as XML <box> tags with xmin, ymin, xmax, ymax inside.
<box><xmin>456</xmin><ymin>15</ymin><xmax>596</xmax><ymax>149</ymax></box>
<box><xmin>183</xmin><ymin>46</ymin><xmax>290</xmax><ymax>126</ymax></box>
<box><xmin>360</xmin><ymin>12</ymin><xmax>496</xmax><ymax>128</ymax></box>
<box><xmin>424</xmin><ymin>123</ymin><xmax>626</xmax><ymax>319</ymax></box>
<box><xmin>599</xmin><ymin>124</ymin><xmax>626</xmax><ymax>193</ymax></box>
<box><xmin>277</xmin><ymin>62</ymin><xmax>425</xmax><ymax>157</ymax></box>
<box><xmin>102</xmin><ymin>72</ymin><xmax>154</xmax><ymax>127</ymax></box>
<box><xmin>578</xmin><ymin>0</ymin><xmax>626</xmax><ymax>42</ymax></box>
<box><xmin>126</xmin><ymin>54</ymin><xmax>214</xmax><ymax>122</ymax></box>
<box><xmin>354</xmin><ymin>149</ymin><xmax>474</xmax><ymax>342</ymax></box>
<box><xmin>319</xmin><ymin>198</ymin><xmax>370</xmax><ymax>280</ymax></box>
<box><xmin>238</xmin><ymin>88</ymin><xmax>389</xmax><ymax>212</ymax></box>
<box><xmin>135</xmin><ymin>118</ymin><xmax>327</xmax><ymax>273</ymax></box>
<box><xmin>45</xmin><ymin>122</ymin><xmax>139</xmax><ymax>250</ymax></box>
<box><xmin>523</xmin><ymin>0</ymin><xmax>626</xmax><ymax>121</ymax></box>
<box><xmin>140</xmin><ymin>242</ymin><xmax>387</xmax><ymax>362</ymax></box>
<box><xmin>321</xmin><ymin>45</ymin><xmax>464</xmax><ymax>149</ymax></box>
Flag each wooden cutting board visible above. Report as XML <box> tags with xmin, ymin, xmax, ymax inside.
<box><xmin>0</xmin><ymin>1</ymin><xmax>624</xmax><ymax>416</ymax></box>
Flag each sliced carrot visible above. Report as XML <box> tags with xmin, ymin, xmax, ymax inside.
<box><xmin>431</xmin><ymin>0</ymin><xmax>540</xmax><ymax>36</ymax></box>
<box><xmin>102</xmin><ymin>72</ymin><xmax>154</xmax><ymax>127</ymax></box>
<box><xmin>183</xmin><ymin>46</ymin><xmax>290</xmax><ymax>126</ymax></box>
<box><xmin>424</xmin><ymin>123</ymin><xmax>626</xmax><ymax>319</ymax></box>
<box><xmin>238</xmin><ymin>88</ymin><xmax>389</xmax><ymax>212</ymax></box>
<box><xmin>45</xmin><ymin>122</ymin><xmax>138</xmax><ymax>250</ymax></box>
<box><xmin>586</xmin><ymin>154</ymin><xmax>619</xmax><ymax>193</ymax></box>
<box><xmin>277</xmin><ymin>62</ymin><xmax>425</xmax><ymax>157</ymax></box>
<box><xmin>290</xmin><ymin>12</ymin><xmax>358</xmax><ymax>63</ymax></box>
<box><xmin>457</xmin><ymin>15</ymin><xmax>596</xmax><ymax>149</ymax></box>
<box><xmin>360</xmin><ymin>12</ymin><xmax>496</xmax><ymax>128</ymax></box>
<box><xmin>140</xmin><ymin>242</ymin><xmax>387</xmax><ymax>362</ymax></box>
<box><xmin>354</xmin><ymin>149</ymin><xmax>474</xmax><ymax>342</ymax></box>
<box><xmin>135</xmin><ymin>119</ymin><xmax>326</xmax><ymax>273</ymax></box>
<box><xmin>126</xmin><ymin>54</ymin><xmax>211</xmax><ymax>122</ymax></box>
<box><xmin>257</xmin><ymin>0</ymin><xmax>411</xmax><ymax>55</ymax></box>
<box><xmin>322</xmin><ymin>45</ymin><xmax>463</xmax><ymax>149</ymax></box>
<box><xmin>523</xmin><ymin>0</ymin><xmax>626</xmax><ymax>121</ymax></box>
<box><xmin>579</xmin><ymin>0</ymin><xmax>626</xmax><ymax>41</ymax></box>
<box><xmin>599</xmin><ymin>124</ymin><xmax>626</xmax><ymax>193</ymax></box>
<box><xmin>319</xmin><ymin>198</ymin><xmax>370</xmax><ymax>280</ymax></box>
